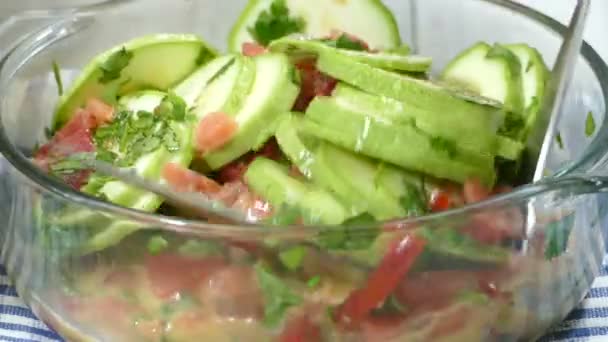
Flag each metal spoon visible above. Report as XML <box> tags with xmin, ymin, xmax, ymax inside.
<box><xmin>89</xmin><ymin>159</ymin><xmax>250</xmax><ymax>224</ymax></box>
<box><xmin>523</xmin><ymin>0</ymin><xmax>591</xmax><ymax>183</ymax></box>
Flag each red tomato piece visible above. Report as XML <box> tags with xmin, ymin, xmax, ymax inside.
<box><xmin>293</xmin><ymin>58</ymin><xmax>337</xmax><ymax>111</ymax></box>
<box><xmin>279</xmin><ymin>314</ymin><xmax>322</xmax><ymax>342</ymax></box>
<box><xmin>145</xmin><ymin>253</ymin><xmax>226</xmax><ymax>299</ymax></box>
<box><xmin>35</xmin><ymin>109</ymin><xmax>97</xmax><ymax>189</ymax></box>
<box><xmin>162</xmin><ymin>162</ymin><xmax>222</xmax><ymax>194</ymax></box>
<box><xmin>463</xmin><ymin>178</ymin><xmax>491</xmax><ymax>204</ymax></box>
<box><xmin>429</xmin><ymin>189</ymin><xmax>451</xmax><ymax>212</ymax></box>
<box><xmin>334</xmin><ymin>234</ymin><xmax>426</xmax><ymax>327</ymax></box>
<box><xmin>242</xmin><ymin>42</ymin><xmax>268</xmax><ymax>57</ymax></box>
<box><xmin>85</xmin><ymin>98</ymin><xmax>114</xmax><ymax>125</ymax></box>
<box><xmin>198</xmin><ymin>265</ymin><xmax>264</xmax><ymax>320</ymax></box>
<box><xmin>195</xmin><ymin>112</ymin><xmax>238</xmax><ymax>153</ymax></box>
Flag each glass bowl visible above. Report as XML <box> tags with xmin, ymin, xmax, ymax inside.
<box><xmin>0</xmin><ymin>0</ymin><xmax>607</xmax><ymax>341</ymax></box>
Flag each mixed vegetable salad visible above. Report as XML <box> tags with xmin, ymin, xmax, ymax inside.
<box><xmin>31</xmin><ymin>0</ymin><xmax>565</xmax><ymax>341</ymax></box>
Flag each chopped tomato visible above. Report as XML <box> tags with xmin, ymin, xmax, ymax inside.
<box><xmin>145</xmin><ymin>253</ymin><xmax>226</xmax><ymax>299</ymax></box>
<box><xmin>198</xmin><ymin>265</ymin><xmax>264</xmax><ymax>319</ymax></box>
<box><xmin>279</xmin><ymin>314</ymin><xmax>322</xmax><ymax>342</ymax></box>
<box><xmin>463</xmin><ymin>178</ymin><xmax>491</xmax><ymax>204</ymax></box>
<box><xmin>195</xmin><ymin>112</ymin><xmax>238</xmax><ymax>153</ymax></box>
<box><xmin>429</xmin><ymin>189</ymin><xmax>451</xmax><ymax>212</ymax></box>
<box><xmin>162</xmin><ymin>162</ymin><xmax>222</xmax><ymax>194</ymax></box>
<box><xmin>361</xmin><ymin>315</ymin><xmax>407</xmax><ymax>342</ymax></box>
<box><xmin>35</xmin><ymin>109</ymin><xmax>97</xmax><ymax>189</ymax></box>
<box><xmin>334</xmin><ymin>234</ymin><xmax>426</xmax><ymax>327</ymax></box>
<box><xmin>242</xmin><ymin>42</ymin><xmax>268</xmax><ymax>57</ymax></box>
<box><xmin>293</xmin><ymin>58</ymin><xmax>337</xmax><ymax>111</ymax></box>
<box><xmin>85</xmin><ymin>98</ymin><xmax>114</xmax><ymax>125</ymax></box>
<box><xmin>395</xmin><ymin>270</ymin><xmax>506</xmax><ymax>311</ymax></box>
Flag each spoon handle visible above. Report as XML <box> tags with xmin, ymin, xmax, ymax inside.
<box><xmin>525</xmin><ymin>0</ymin><xmax>591</xmax><ymax>183</ymax></box>
<box><xmin>90</xmin><ymin>159</ymin><xmax>249</xmax><ymax>224</ymax></box>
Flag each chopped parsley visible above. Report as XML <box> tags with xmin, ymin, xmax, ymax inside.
<box><xmin>94</xmin><ymin>97</ymin><xmax>186</xmax><ymax>168</ymax></box>
<box><xmin>178</xmin><ymin>240</ymin><xmax>225</xmax><ymax>257</ymax></box>
<box><xmin>307</xmin><ymin>275</ymin><xmax>321</xmax><ymax>288</ymax></box>
<box><xmin>585</xmin><ymin>111</ymin><xmax>596</xmax><ymax>137</ymax></box>
<box><xmin>49</xmin><ymin>152</ymin><xmax>95</xmax><ymax>175</ymax></box>
<box><xmin>556</xmin><ymin>132</ymin><xmax>564</xmax><ymax>149</ymax></box>
<box><xmin>321</xmin><ymin>34</ymin><xmax>367</xmax><ymax>51</ymax></box>
<box><xmin>399</xmin><ymin>185</ymin><xmax>428</xmax><ymax>217</ymax></box>
<box><xmin>279</xmin><ymin>246</ymin><xmax>306</xmax><ymax>271</ymax></box>
<box><xmin>317</xmin><ymin>213</ymin><xmax>378</xmax><ymax>250</ymax></box>
<box><xmin>52</xmin><ymin>61</ymin><xmax>63</xmax><ymax>96</ymax></box>
<box><xmin>147</xmin><ymin>235</ymin><xmax>169</xmax><ymax>255</ymax></box>
<box><xmin>430</xmin><ymin>136</ymin><xmax>457</xmax><ymax>158</ymax></box>
<box><xmin>255</xmin><ymin>264</ymin><xmax>302</xmax><ymax>327</ymax></box>
<box><xmin>544</xmin><ymin>214</ymin><xmax>574</xmax><ymax>259</ymax></box>
<box><xmin>196</xmin><ymin>46</ymin><xmax>215</xmax><ymax>66</ymax></box>
<box><xmin>265</xmin><ymin>204</ymin><xmax>302</xmax><ymax>226</ymax></box>
<box><xmin>248</xmin><ymin>0</ymin><xmax>306</xmax><ymax>46</ymax></box>
<box><xmin>99</xmin><ymin>47</ymin><xmax>133</xmax><ymax>83</ymax></box>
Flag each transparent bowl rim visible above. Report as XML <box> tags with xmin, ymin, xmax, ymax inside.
<box><xmin>1</xmin><ymin>0</ymin><xmax>607</xmax><ymax>236</ymax></box>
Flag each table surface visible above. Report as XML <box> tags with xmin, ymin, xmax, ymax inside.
<box><xmin>0</xmin><ymin>261</ymin><xmax>606</xmax><ymax>341</ymax></box>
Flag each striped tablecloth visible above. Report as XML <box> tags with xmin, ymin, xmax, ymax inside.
<box><xmin>0</xmin><ymin>261</ymin><xmax>607</xmax><ymax>341</ymax></box>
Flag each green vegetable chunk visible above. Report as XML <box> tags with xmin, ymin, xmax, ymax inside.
<box><xmin>248</xmin><ymin>0</ymin><xmax>306</xmax><ymax>46</ymax></box>
<box><xmin>255</xmin><ymin>264</ymin><xmax>302</xmax><ymax>327</ymax></box>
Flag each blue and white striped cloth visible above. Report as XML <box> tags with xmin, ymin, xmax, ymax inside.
<box><xmin>0</xmin><ymin>262</ymin><xmax>608</xmax><ymax>341</ymax></box>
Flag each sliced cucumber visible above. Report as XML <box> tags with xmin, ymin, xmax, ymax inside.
<box><xmin>275</xmin><ymin>114</ymin><xmax>366</xmax><ymax>217</ymax></box>
<box><xmin>228</xmin><ymin>0</ymin><xmax>401</xmax><ymax>52</ymax></box>
<box><xmin>244</xmin><ymin>157</ymin><xmax>349</xmax><ymax>225</ymax></box>
<box><xmin>193</xmin><ymin>56</ymin><xmax>245</xmax><ymax>120</ymax></box>
<box><xmin>223</xmin><ymin>56</ymin><xmax>258</xmax><ymax>115</ymax></box>
<box><xmin>316</xmin><ymin>49</ymin><xmax>506</xmax><ymax>134</ymax></box>
<box><xmin>504</xmin><ymin>43</ymin><xmax>550</xmax><ymax>140</ymax></box>
<box><xmin>269</xmin><ymin>36</ymin><xmax>431</xmax><ymax>73</ymax></box>
<box><xmin>333</xmin><ymin>84</ymin><xmax>522</xmax><ymax>160</ymax></box>
<box><xmin>53</xmin><ymin>34</ymin><xmax>217</xmax><ymax>130</ymax></box>
<box><xmin>203</xmin><ymin>53</ymin><xmax>299</xmax><ymax>169</ymax></box>
<box><xmin>317</xmin><ymin>142</ymin><xmax>405</xmax><ymax>220</ymax></box>
<box><xmin>172</xmin><ymin>55</ymin><xmax>236</xmax><ymax>108</ymax></box>
<box><xmin>304</xmin><ymin>97</ymin><xmax>496</xmax><ymax>185</ymax></box>
<box><xmin>441</xmin><ymin>42</ymin><xmax>524</xmax><ymax>114</ymax></box>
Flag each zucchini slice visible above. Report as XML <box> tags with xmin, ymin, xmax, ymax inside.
<box><xmin>228</xmin><ymin>0</ymin><xmax>401</xmax><ymax>52</ymax></box>
<box><xmin>53</xmin><ymin>34</ymin><xmax>217</xmax><ymax>130</ymax></box>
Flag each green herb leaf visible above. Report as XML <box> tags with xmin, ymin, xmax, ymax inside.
<box><xmin>196</xmin><ymin>46</ymin><xmax>215</xmax><ymax>66</ymax></box>
<box><xmin>147</xmin><ymin>235</ymin><xmax>169</xmax><ymax>255</ymax></box>
<box><xmin>247</xmin><ymin>0</ymin><xmax>306</xmax><ymax>46</ymax></box>
<box><xmin>544</xmin><ymin>214</ymin><xmax>574</xmax><ymax>259</ymax></box>
<box><xmin>266</xmin><ymin>204</ymin><xmax>302</xmax><ymax>226</ymax></box>
<box><xmin>429</xmin><ymin>136</ymin><xmax>457</xmax><ymax>158</ymax></box>
<box><xmin>307</xmin><ymin>275</ymin><xmax>321</xmax><ymax>288</ymax></box>
<box><xmin>256</xmin><ymin>264</ymin><xmax>302</xmax><ymax>327</ymax></box>
<box><xmin>157</xmin><ymin>92</ymin><xmax>187</xmax><ymax>121</ymax></box>
<box><xmin>556</xmin><ymin>132</ymin><xmax>564</xmax><ymax>150</ymax></box>
<box><xmin>399</xmin><ymin>185</ymin><xmax>428</xmax><ymax>217</ymax></box>
<box><xmin>585</xmin><ymin>111</ymin><xmax>596</xmax><ymax>137</ymax></box>
<box><xmin>99</xmin><ymin>47</ymin><xmax>133</xmax><ymax>84</ymax></box>
<box><xmin>322</xmin><ymin>34</ymin><xmax>367</xmax><ymax>51</ymax></box>
<box><xmin>178</xmin><ymin>240</ymin><xmax>225</xmax><ymax>257</ymax></box>
<box><xmin>49</xmin><ymin>152</ymin><xmax>95</xmax><ymax>175</ymax></box>
<box><xmin>317</xmin><ymin>213</ymin><xmax>378</xmax><ymax>250</ymax></box>
<box><xmin>52</xmin><ymin>61</ymin><xmax>63</xmax><ymax>96</ymax></box>
<box><xmin>279</xmin><ymin>246</ymin><xmax>306</xmax><ymax>271</ymax></box>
